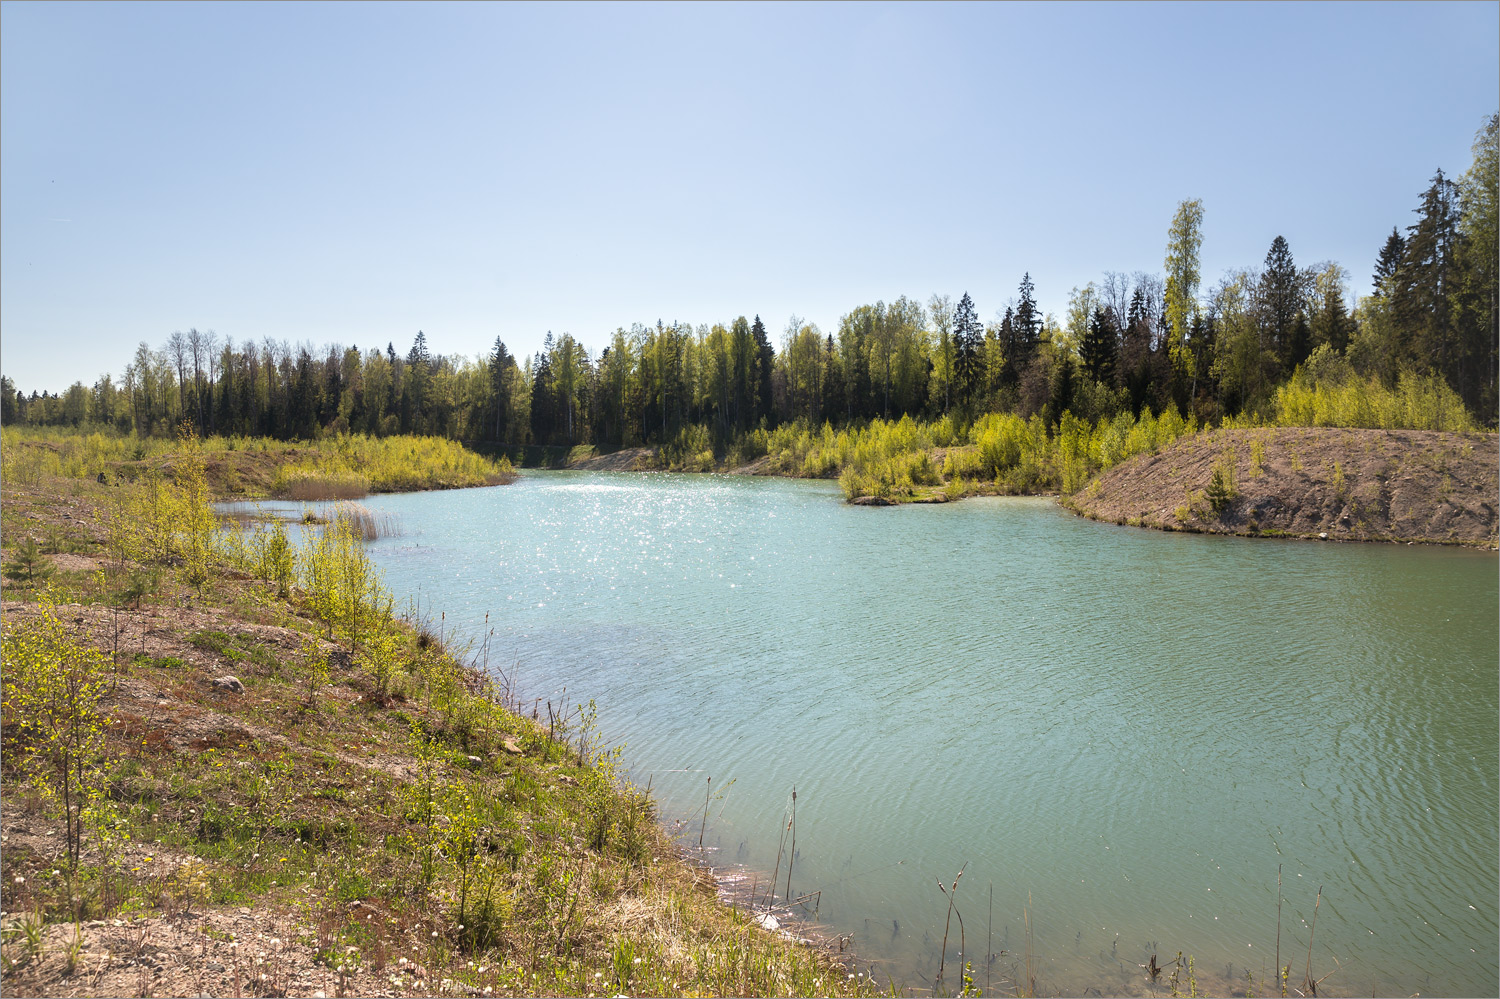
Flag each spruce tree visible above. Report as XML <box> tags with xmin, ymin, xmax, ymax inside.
<box><xmin>1259</xmin><ymin>235</ymin><xmax>1302</xmax><ymax>368</ymax></box>
<box><xmin>1396</xmin><ymin>170</ymin><xmax>1462</xmax><ymax>382</ymax></box>
<box><xmin>530</xmin><ymin>333</ymin><xmax>557</xmax><ymax>444</ymax></box>
<box><xmin>1121</xmin><ymin>288</ymin><xmax>1156</xmax><ymax>414</ymax></box>
<box><xmin>488</xmin><ymin>336</ymin><xmax>512</xmax><ymax>440</ymax></box>
<box><xmin>407</xmin><ymin>330</ymin><xmax>431</xmax><ymax>369</ymax></box>
<box><xmin>1048</xmin><ymin>353</ymin><xmax>1076</xmax><ymax>421</ymax></box>
<box><xmin>751</xmin><ymin>315</ymin><xmax>775</xmax><ymax>425</ymax></box>
<box><xmin>1015</xmin><ymin>273</ymin><xmax>1041</xmax><ymax>354</ymax></box>
<box><xmin>1310</xmin><ymin>266</ymin><xmax>1353</xmax><ymax>355</ymax></box>
<box><xmin>996</xmin><ymin>306</ymin><xmax>1020</xmax><ymax>387</ymax></box>
<box><xmin>1373</xmin><ymin>227</ymin><xmax>1406</xmax><ymax>294</ymax></box>
<box><xmin>952</xmin><ymin>293</ymin><xmax>983</xmax><ymax>410</ymax></box>
<box><xmin>1081</xmin><ymin>305</ymin><xmax>1119</xmax><ymax>386</ymax></box>
<box><xmin>822</xmin><ymin>334</ymin><xmax>845</xmax><ymax>423</ymax></box>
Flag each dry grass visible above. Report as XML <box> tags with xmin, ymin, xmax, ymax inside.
<box><xmin>277</xmin><ymin>472</ymin><xmax>371</xmax><ymax>501</ymax></box>
<box><xmin>332</xmin><ymin>502</ymin><xmax>403</xmax><ymax>541</ymax></box>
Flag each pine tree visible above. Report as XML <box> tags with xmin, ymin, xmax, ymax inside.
<box><xmin>3</xmin><ymin>537</ymin><xmax>55</xmax><ymax>593</ymax></box>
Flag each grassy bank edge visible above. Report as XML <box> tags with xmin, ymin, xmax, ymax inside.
<box><xmin>0</xmin><ymin>452</ymin><xmax>889</xmax><ymax>998</ymax></box>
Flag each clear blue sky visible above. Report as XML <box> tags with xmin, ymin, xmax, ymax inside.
<box><xmin>3</xmin><ymin>0</ymin><xmax>1496</xmax><ymax>393</ymax></box>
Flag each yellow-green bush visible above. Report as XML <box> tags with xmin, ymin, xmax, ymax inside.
<box><xmin>1</xmin><ymin>596</ymin><xmax>114</xmax><ymax>871</ymax></box>
<box><xmin>1274</xmin><ymin>369</ymin><xmax>1476</xmax><ymax>431</ymax></box>
<box><xmin>299</xmin><ymin>505</ymin><xmax>394</xmax><ymax>651</ymax></box>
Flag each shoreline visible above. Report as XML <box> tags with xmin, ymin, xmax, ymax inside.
<box><xmin>544</xmin><ymin>429</ymin><xmax>1499</xmax><ymax>547</ymax></box>
<box><xmin>0</xmin><ymin>450</ymin><xmax>882</xmax><ymax>999</ymax></box>
<box><xmin>3</xmin><ymin>437</ymin><xmax>1473</xmax><ymax>997</ymax></box>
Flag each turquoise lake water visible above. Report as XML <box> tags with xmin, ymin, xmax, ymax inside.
<box><xmin>285</xmin><ymin>472</ymin><xmax>1498</xmax><ymax>996</ymax></box>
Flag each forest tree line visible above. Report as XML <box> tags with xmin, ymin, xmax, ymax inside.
<box><xmin>6</xmin><ymin>115</ymin><xmax>1495</xmax><ymax>444</ymax></box>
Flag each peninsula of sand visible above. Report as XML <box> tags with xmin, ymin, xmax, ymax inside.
<box><xmin>1063</xmin><ymin>427</ymin><xmax>1497</xmax><ymax>546</ymax></box>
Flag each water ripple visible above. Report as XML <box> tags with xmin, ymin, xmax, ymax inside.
<box><xmin>358</xmin><ymin>473</ymin><xmax>1498</xmax><ymax>997</ymax></box>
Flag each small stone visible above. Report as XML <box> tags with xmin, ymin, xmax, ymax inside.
<box><xmin>212</xmin><ymin>676</ymin><xmax>245</xmax><ymax>694</ymax></box>
<box><xmin>1318</xmin><ymin>532</ymin><xmax>1328</xmax><ymax>539</ymax></box>
<box><xmin>501</xmin><ymin>739</ymin><xmax>523</xmax><ymax>755</ymax></box>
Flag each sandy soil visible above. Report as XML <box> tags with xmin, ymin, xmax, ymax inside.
<box><xmin>0</xmin><ymin>904</ymin><xmax>473</xmax><ymax>999</ymax></box>
<box><xmin>563</xmin><ymin>448</ymin><xmax>658</xmax><ymax>472</ymax></box>
<box><xmin>1066</xmin><ymin>427</ymin><xmax>1497</xmax><ymax>546</ymax></box>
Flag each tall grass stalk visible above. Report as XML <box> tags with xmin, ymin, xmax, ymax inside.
<box><xmin>1276</xmin><ymin>864</ymin><xmax>1284</xmax><ymax>997</ymax></box>
<box><xmin>934</xmin><ymin>863</ymin><xmax>966</xmax><ymax>997</ymax></box>
<box><xmin>785</xmin><ymin>787</ymin><xmax>796</xmax><ymax>904</ymax></box>
<box><xmin>1302</xmin><ymin>885</ymin><xmax>1324</xmax><ymax>996</ymax></box>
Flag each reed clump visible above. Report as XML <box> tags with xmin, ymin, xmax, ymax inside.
<box><xmin>330</xmin><ymin>501</ymin><xmax>403</xmax><ymax>541</ymax></box>
<box><xmin>275</xmin><ymin>469</ymin><xmax>371</xmax><ymax>500</ymax></box>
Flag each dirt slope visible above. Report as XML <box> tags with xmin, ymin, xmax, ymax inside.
<box><xmin>564</xmin><ymin>446</ymin><xmax>658</xmax><ymax>471</ymax></box>
<box><xmin>1066</xmin><ymin>427</ymin><xmax>1498</xmax><ymax>546</ymax></box>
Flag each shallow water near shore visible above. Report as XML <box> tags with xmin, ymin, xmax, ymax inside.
<box><xmin>307</xmin><ymin>472</ymin><xmax>1495</xmax><ymax>996</ymax></box>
